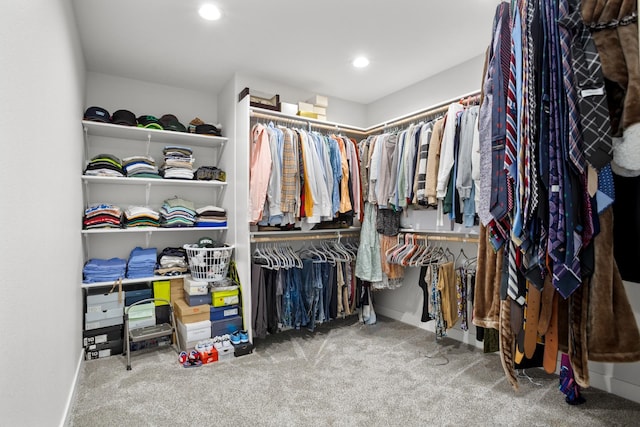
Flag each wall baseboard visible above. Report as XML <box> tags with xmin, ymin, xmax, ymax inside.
<box><xmin>60</xmin><ymin>348</ymin><xmax>84</xmax><ymax>427</ymax></box>
<box><xmin>376</xmin><ymin>303</ymin><xmax>640</xmax><ymax>405</ymax></box>
<box><xmin>588</xmin><ymin>370</ymin><xmax>640</xmax><ymax>405</ymax></box>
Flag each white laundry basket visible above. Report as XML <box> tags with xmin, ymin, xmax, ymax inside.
<box><xmin>184</xmin><ymin>243</ymin><xmax>234</xmax><ymax>281</ymax></box>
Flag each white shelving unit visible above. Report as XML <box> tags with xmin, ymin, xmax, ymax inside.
<box><xmin>81</xmin><ymin>119</ymin><xmax>230</xmax><ymax>285</ymax></box>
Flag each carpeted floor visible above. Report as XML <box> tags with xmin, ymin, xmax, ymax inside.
<box><xmin>66</xmin><ymin>316</ymin><xmax>640</xmax><ymax>426</ymax></box>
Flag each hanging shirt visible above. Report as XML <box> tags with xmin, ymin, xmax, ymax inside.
<box><xmin>249</xmin><ymin>123</ymin><xmax>272</xmax><ymax>224</ymax></box>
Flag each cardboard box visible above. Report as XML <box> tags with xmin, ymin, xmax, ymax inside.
<box><xmin>83</xmin><ymin>325</ymin><xmax>123</xmax><ymax>347</ymax></box>
<box><xmin>212</xmin><ymin>288</ymin><xmax>239</xmax><ymax>307</ymax></box>
<box><xmin>86</xmin><ymin>290</ymin><xmax>124</xmax><ymax>308</ymax></box>
<box><xmin>312</xmin><ymin>106</ymin><xmax>326</xmax><ymax>115</ymax></box>
<box><xmin>125</xmin><ymin>286</ymin><xmax>152</xmax><ymax>306</ymax></box>
<box><xmin>174</xmin><ymin>299</ymin><xmax>210</xmax><ymax>324</ymax></box>
<box><xmin>198</xmin><ymin>348</ymin><xmax>218</xmax><ymax>364</ymax></box>
<box><xmin>298</xmin><ymin>101</ymin><xmax>314</xmax><ymax>112</ymax></box>
<box><xmin>233</xmin><ymin>342</ymin><xmax>254</xmax><ymax>357</ymax></box>
<box><xmin>297</xmin><ymin>111</ymin><xmax>319</xmax><ymax>119</ymax></box>
<box><xmin>217</xmin><ymin>345</ymin><xmax>234</xmax><ymax>362</ymax></box>
<box><xmin>177</xmin><ymin>319</ymin><xmax>211</xmax><ymax>342</ymax></box>
<box><xmin>210</xmin><ymin>305</ymin><xmax>240</xmax><ymax>321</ymax></box>
<box><xmin>184</xmin><ymin>276</ymin><xmax>209</xmax><ymax>296</ymax></box>
<box><xmin>211</xmin><ymin>315</ymin><xmax>243</xmax><ymax>338</ymax></box>
<box><xmin>281</xmin><ymin>102</ymin><xmax>298</xmax><ymax>116</ymax></box>
<box><xmin>307</xmin><ymin>95</ymin><xmax>328</xmax><ymax>107</ymax></box>
<box><xmin>85</xmin><ymin>316</ymin><xmax>123</xmax><ymax>331</ymax></box>
<box><xmin>152</xmin><ymin>280</ymin><xmax>171</xmax><ymax>306</ymax></box>
<box><xmin>170</xmin><ymin>278</ymin><xmax>184</xmax><ymax>303</ymax></box>
<box><xmin>128</xmin><ymin>302</ymin><xmax>155</xmax><ymax>319</ymax></box>
<box><xmin>184</xmin><ymin>290</ymin><xmax>211</xmax><ymax>306</ymax></box>
<box><xmin>85</xmin><ymin>339</ymin><xmax>123</xmax><ymax>360</ymax></box>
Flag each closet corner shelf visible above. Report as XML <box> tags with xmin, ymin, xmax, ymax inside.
<box><xmin>82</xmin><ymin>120</ymin><xmax>227</xmax><ymax>148</ymax></box>
<box><xmin>81</xmin><ymin>175</ymin><xmax>227</xmax><ymax>188</ymax></box>
<box><xmin>81</xmin><ymin>226</ymin><xmax>228</xmax><ymax>235</ymax></box>
<box><xmin>250</xmin><ymin>107</ymin><xmax>368</xmax><ymax>135</ymax></box>
<box><xmin>81</xmin><ymin>274</ymin><xmax>187</xmax><ymax>289</ymax></box>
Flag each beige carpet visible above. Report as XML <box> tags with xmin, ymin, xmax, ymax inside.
<box><xmin>66</xmin><ymin>316</ymin><xmax>640</xmax><ymax>426</ymax></box>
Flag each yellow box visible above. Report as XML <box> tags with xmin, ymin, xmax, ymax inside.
<box><xmin>297</xmin><ymin>111</ymin><xmax>319</xmax><ymax>119</ymax></box>
<box><xmin>212</xmin><ymin>288</ymin><xmax>240</xmax><ymax>307</ymax></box>
<box><xmin>153</xmin><ymin>280</ymin><xmax>171</xmax><ymax>306</ymax></box>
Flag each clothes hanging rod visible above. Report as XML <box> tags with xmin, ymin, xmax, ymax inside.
<box><xmin>367</xmin><ymin>91</ymin><xmax>481</xmax><ymax>134</ymax></box>
<box><xmin>398</xmin><ymin>230</ymin><xmax>480</xmax><ymax>244</ymax></box>
<box><xmin>250</xmin><ymin>109</ymin><xmax>369</xmax><ymax>136</ymax></box>
<box><xmin>251</xmin><ymin>229</ymin><xmax>360</xmax><ymax>243</ymax></box>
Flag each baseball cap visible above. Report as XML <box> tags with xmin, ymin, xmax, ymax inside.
<box><xmin>195</xmin><ymin>124</ymin><xmax>222</xmax><ymax>136</ymax></box>
<box><xmin>112</xmin><ymin>109</ymin><xmax>137</xmax><ymax>126</ymax></box>
<box><xmin>159</xmin><ymin>114</ymin><xmax>187</xmax><ymax>132</ymax></box>
<box><xmin>84</xmin><ymin>106</ymin><xmax>110</xmax><ymax>123</ymax></box>
<box><xmin>198</xmin><ymin>237</ymin><xmax>215</xmax><ymax>248</ymax></box>
<box><xmin>137</xmin><ymin>115</ymin><xmax>164</xmax><ymax>130</ymax></box>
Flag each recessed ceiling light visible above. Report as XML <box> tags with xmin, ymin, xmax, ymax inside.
<box><xmin>352</xmin><ymin>56</ymin><xmax>370</xmax><ymax>68</ymax></box>
<box><xmin>199</xmin><ymin>4</ymin><xmax>221</xmax><ymax>21</ymax></box>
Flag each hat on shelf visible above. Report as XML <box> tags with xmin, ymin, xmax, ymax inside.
<box><xmin>195</xmin><ymin>123</ymin><xmax>222</xmax><ymax>137</ymax></box>
<box><xmin>84</xmin><ymin>106</ymin><xmax>110</xmax><ymax>123</ymax></box>
<box><xmin>159</xmin><ymin>114</ymin><xmax>187</xmax><ymax>132</ymax></box>
<box><xmin>111</xmin><ymin>109</ymin><xmax>137</xmax><ymax>126</ymax></box>
<box><xmin>137</xmin><ymin>115</ymin><xmax>163</xmax><ymax>130</ymax></box>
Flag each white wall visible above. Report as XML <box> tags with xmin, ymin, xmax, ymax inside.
<box><xmin>0</xmin><ymin>0</ymin><xmax>86</xmax><ymax>425</ymax></box>
<box><xmin>365</xmin><ymin>54</ymin><xmax>486</xmax><ymax>127</ymax></box>
<box><xmin>86</xmin><ymin>72</ymin><xmax>219</xmax><ymax>129</ymax></box>
<box><xmin>236</xmin><ymin>73</ymin><xmax>368</xmax><ymax>128</ymax></box>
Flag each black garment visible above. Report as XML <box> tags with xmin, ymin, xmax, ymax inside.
<box><xmin>264</xmin><ymin>269</ymin><xmax>279</xmax><ymax>334</ymax></box>
<box><xmin>612</xmin><ymin>173</ymin><xmax>640</xmax><ymax>283</ymax></box>
<box><xmin>418</xmin><ymin>265</ymin><xmax>431</xmax><ymax>322</ymax></box>
<box><xmin>251</xmin><ymin>263</ymin><xmax>268</xmax><ymax>339</ymax></box>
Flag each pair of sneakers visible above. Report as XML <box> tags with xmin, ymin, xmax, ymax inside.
<box><xmin>178</xmin><ymin>350</ymin><xmax>202</xmax><ymax>368</ymax></box>
<box><xmin>230</xmin><ymin>330</ymin><xmax>249</xmax><ymax>345</ymax></box>
<box><xmin>212</xmin><ymin>334</ymin><xmax>233</xmax><ymax>351</ymax></box>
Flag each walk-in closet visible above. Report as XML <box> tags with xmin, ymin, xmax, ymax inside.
<box><xmin>3</xmin><ymin>1</ymin><xmax>640</xmax><ymax>426</ymax></box>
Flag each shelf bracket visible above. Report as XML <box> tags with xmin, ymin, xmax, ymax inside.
<box><xmin>145</xmin><ymin>231</ymin><xmax>151</xmax><ymax>248</ymax></box>
<box><xmin>145</xmin><ymin>134</ymin><xmax>151</xmax><ymax>157</ymax></box>
<box><xmin>145</xmin><ymin>183</ymin><xmax>152</xmax><ymax>206</ymax></box>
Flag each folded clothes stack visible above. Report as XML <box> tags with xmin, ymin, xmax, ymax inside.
<box><xmin>83</xmin><ymin>257</ymin><xmax>127</xmax><ymax>283</ymax></box>
<box><xmin>195</xmin><ymin>205</ymin><xmax>227</xmax><ymax>227</ymax></box>
<box><xmin>126</xmin><ymin>246</ymin><xmax>158</xmax><ymax>279</ymax></box>
<box><xmin>155</xmin><ymin>246</ymin><xmax>189</xmax><ymax>276</ymax></box>
<box><xmin>83</xmin><ymin>203</ymin><xmax>122</xmax><ymax>229</ymax></box>
<box><xmin>84</xmin><ymin>153</ymin><xmax>124</xmax><ymax>177</ymax></box>
<box><xmin>161</xmin><ymin>146</ymin><xmax>194</xmax><ymax>180</ymax></box>
<box><xmin>160</xmin><ymin>197</ymin><xmax>196</xmax><ymax>227</ymax></box>
<box><xmin>124</xmin><ymin>206</ymin><xmax>160</xmax><ymax>228</ymax></box>
<box><xmin>122</xmin><ymin>155</ymin><xmax>160</xmax><ymax>179</ymax></box>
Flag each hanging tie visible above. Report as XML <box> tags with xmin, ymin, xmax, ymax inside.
<box><xmin>560</xmin><ymin>0</ymin><xmax>614</xmax><ymax>170</ymax></box>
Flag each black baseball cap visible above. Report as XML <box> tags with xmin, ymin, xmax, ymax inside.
<box><xmin>159</xmin><ymin>114</ymin><xmax>187</xmax><ymax>132</ymax></box>
<box><xmin>84</xmin><ymin>106</ymin><xmax>110</xmax><ymax>123</ymax></box>
<box><xmin>112</xmin><ymin>109</ymin><xmax>137</xmax><ymax>126</ymax></box>
<box><xmin>137</xmin><ymin>115</ymin><xmax>163</xmax><ymax>130</ymax></box>
<box><xmin>195</xmin><ymin>123</ymin><xmax>222</xmax><ymax>136</ymax></box>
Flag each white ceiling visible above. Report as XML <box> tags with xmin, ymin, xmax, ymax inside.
<box><xmin>72</xmin><ymin>0</ymin><xmax>501</xmax><ymax>105</ymax></box>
